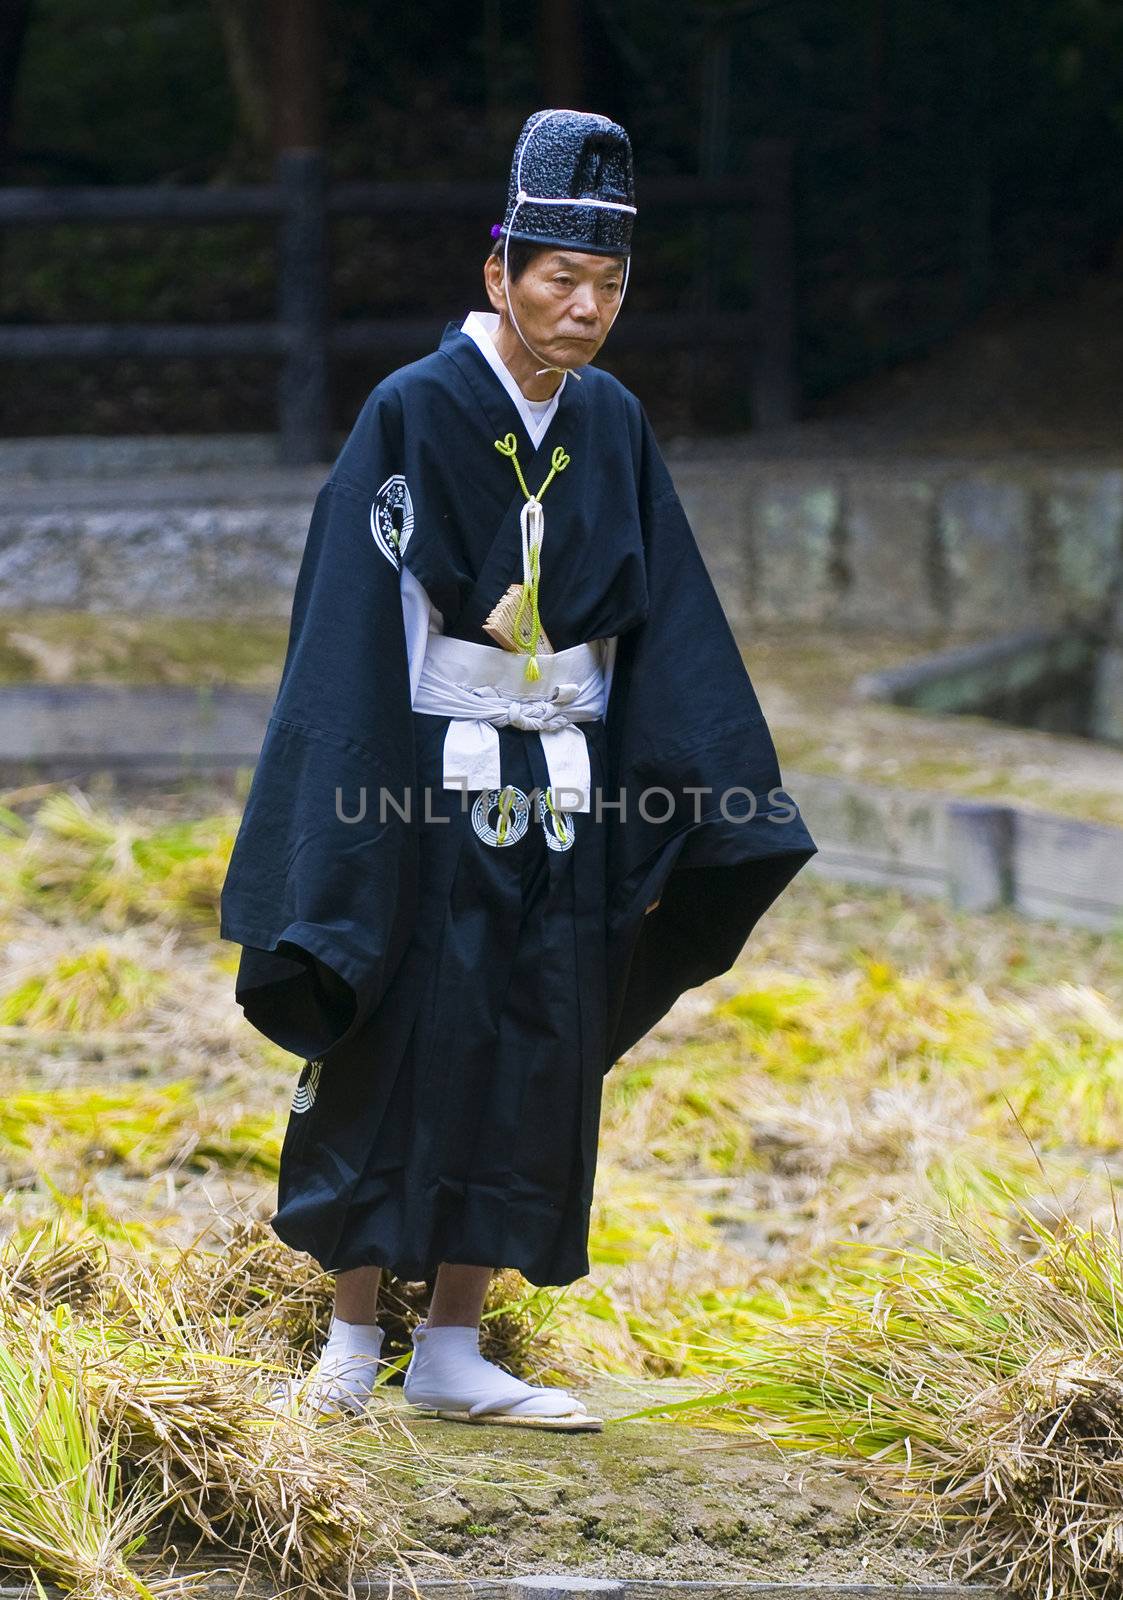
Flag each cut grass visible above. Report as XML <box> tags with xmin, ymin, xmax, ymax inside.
<box><xmin>0</xmin><ymin>945</ymin><xmax>165</xmax><ymax>1031</ymax></box>
<box><xmin>618</xmin><ymin>1204</ymin><xmax>1123</xmax><ymax>1600</ymax></box>
<box><xmin>0</xmin><ymin>1219</ymin><xmax>563</xmax><ymax>1598</ymax></box>
<box><xmin>1</xmin><ymin>789</ymin><xmax>233</xmax><ymax>930</ymax></box>
<box><xmin>0</xmin><ymin>782</ymin><xmax>1120</xmax><ymax>1592</ymax></box>
<box><xmin>0</xmin><ymin>1317</ymin><xmax>164</xmax><ymax>1599</ymax></box>
<box><xmin>0</xmin><ymin>1081</ymin><xmax>282</xmax><ymax>1183</ymax></box>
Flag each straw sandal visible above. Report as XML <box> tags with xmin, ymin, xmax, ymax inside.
<box><xmin>407</xmin><ymin>1402</ymin><xmax>604</xmax><ymax>1431</ymax></box>
<box><xmin>404</xmin><ymin>1370</ymin><xmax>604</xmax><ymax>1431</ymax></box>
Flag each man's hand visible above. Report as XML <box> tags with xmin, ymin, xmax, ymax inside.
<box><xmin>644</xmin><ymin>897</ymin><xmax>661</xmax><ymax>915</ymax></box>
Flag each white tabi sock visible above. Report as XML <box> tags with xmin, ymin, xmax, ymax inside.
<box><xmin>300</xmin><ymin>1314</ymin><xmax>386</xmax><ymax>1416</ymax></box>
<box><xmin>403</xmin><ymin>1321</ymin><xmax>587</xmax><ymax>1418</ymax></box>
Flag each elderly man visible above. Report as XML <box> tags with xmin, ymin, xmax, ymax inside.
<box><xmin>221</xmin><ymin>109</ymin><xmax>817</xmax><ymax>1431</ymax></box>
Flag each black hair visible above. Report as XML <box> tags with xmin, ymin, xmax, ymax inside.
<box><xmin>487</xmin><ymin>236</ymin><xmax>547</xmax><ymax>282</ymax></box>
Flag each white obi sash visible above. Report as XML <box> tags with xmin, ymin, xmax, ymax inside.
<box><xmin>412</xmin><ymin>632</ymin><xmax>608</xmax><ymax>812</ymax></box>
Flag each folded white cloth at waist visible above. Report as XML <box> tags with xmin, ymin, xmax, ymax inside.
<box><xmin>412</xmin><ymin>633</ymin><xmax>607</xmax><ymax>812</ymax></box>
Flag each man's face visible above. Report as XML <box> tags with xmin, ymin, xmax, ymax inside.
<box><xmin>485</xmin><ymin>247</ymin><xmax>626</xmax><ymax>366</ymax></box>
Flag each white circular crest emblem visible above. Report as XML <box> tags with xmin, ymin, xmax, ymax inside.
<box><xmin>471</xmin><ymin>786</ymin><xmax>530</xmax><ymax>847</ymax></box>
<box><xmin>291</xmin><ymin>1056</ymin><xmax>324</xmax><ymax>1114</ymax></box>
<box><xmin>370</xmin><ymin>475</ymin><xmax>414</xmax><ymax>569</ymax></box>
<box><xmin>536</xmin><ymin>789</ymin><xmax>576</xmax><ymax>851</ymax></box>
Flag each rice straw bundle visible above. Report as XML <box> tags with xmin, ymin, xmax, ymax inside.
<box><xmin>0</xmin><ymin>1311</ymin><xmax>169</xmax><ymax>1599</ymax></box>
<box><xmin>617</xmin><ymin>1203</ymin><xmax>1123</xmax><ymax>1600</ymax></box>
<box><xmin>0</xmin><ymin>1230</ymin><xmax>412</xmax><ymax>1599</ymax></box>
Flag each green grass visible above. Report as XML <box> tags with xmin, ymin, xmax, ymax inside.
<box><xmin>0</xmin><ymin>611</ymin><xmax>286</xmax><ymax>688</ymax></box>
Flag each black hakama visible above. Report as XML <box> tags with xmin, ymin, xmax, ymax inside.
<box><xmin>272</xmin><ymin>714</ymin><xmax>610</xmax><ymax>1286</ymax></box>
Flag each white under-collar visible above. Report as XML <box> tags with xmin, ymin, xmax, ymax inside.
<box><xmin>460</xmin><ymin>310</ymin><xmax>566</xmax><ymax>450</ymax></box>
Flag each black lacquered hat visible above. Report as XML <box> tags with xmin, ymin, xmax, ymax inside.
<box><xmin>495</xmin><ymin>109</ymin><xmax>636</xmax><ymax>257</ymax></box>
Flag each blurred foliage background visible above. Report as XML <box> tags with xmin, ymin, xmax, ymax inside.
<box><xmin>1</xmin><ymin>0</ymin><xmax>1123</xmax><ymax>435</ymax></box>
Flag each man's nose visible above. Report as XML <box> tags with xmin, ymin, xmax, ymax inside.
<box><xmin>571</xmin><ymin>286</ymin><xmax>599</xmax><ymax>320</ymax></box>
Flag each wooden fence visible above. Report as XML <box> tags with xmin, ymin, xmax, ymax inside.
<box><xmin>0</xmin><ymin>142</ymin><xmax>796</xmax><ymax>462</ymax></box>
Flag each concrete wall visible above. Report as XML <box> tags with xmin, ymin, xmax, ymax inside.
<box><xmin>673</xmin><ymin>459</ymin><xmax>1123</xmax><ymax>639</ymax></box>
<box><xmin>1</xmin><ymin>440</ymin><xmax>1122</xmax><ymax>640</ymax></box>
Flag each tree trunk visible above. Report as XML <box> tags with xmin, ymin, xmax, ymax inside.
<box><xmin>0</xmin><ymin>0</ymin><xmax>34</xmax><ymax>178</ymax></box>
<box><xmin>269</xmin><ymin>0</ymin><xmax>325</xmax><ymax>153</ymax></box>
<box><xmin>209</xmin><ymin>0</ymin><xmax>272</xmax><ymax>168</ymax></box>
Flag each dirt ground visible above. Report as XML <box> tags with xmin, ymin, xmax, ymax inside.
<box><xmin>354</xmin><ymin>1377</ymin><xmax>948</xmax><ymax>1587</ymax></box>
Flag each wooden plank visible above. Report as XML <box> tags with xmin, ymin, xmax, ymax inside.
<box><xmin>0</xmin><ymin>314</ymin><xmax>761</xmax><ymax>363</ymax></box>
<box><xmin>0</xmin><ymin>176</ymin><xmax>764</xmax><ymax>227</ymax></box>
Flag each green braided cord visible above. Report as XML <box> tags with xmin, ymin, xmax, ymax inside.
<box><xmin>494</xmin><ymin>437</ymin><xmax>570</xmax><ymax>507</ymax></box>
<box><xmin>544</xmin><ymin>784</ymin><xmax>572</xmax><ymax>846</ymax></box>
<box><xmin>494</xmin><ymin>433</ymin><xmax>532</xmax><ymax>501</ymax></box>
<box><xmin>493</xmin><ymin>439</ymin><xmax>572</xmax><ymax>685</ymax></box>
<box><xmin>536</xmin><ymin>446</ymin><xmax>571</xmax><ymax>498</ymax></box>
<box><xmin>495</xmin><ymin>783</ymin><xmax>515</xmax><ymax>844</ymax></box>
<box><xmin>512</xmin><ymin>534</ymin><xmax>544</xmax><ymax>678</ymax></box>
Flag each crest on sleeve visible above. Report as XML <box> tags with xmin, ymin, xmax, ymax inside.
<box><xmin>291</xmin><ymin>1056</ymin><xmax>323</xmax><ymax>1114</ymax></box>
<box><xmin>370</xmin><ymin>475</ymin><xmax>414</xmax><ymax>570</ymax></box>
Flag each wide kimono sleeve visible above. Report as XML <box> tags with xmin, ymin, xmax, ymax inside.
<box><xmin>218</xmin><ymin>385</ymin><xmax>419</xmax><ymax>1062</ymax></box>
<box><xmin>602</xmin><ymin>404</ymin><xmax>818</xmax><ymax>1070</ymax></box>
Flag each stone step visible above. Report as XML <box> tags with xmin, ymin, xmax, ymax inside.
<box><xmin>348</xmin><ymin>1376</ymin><xmax>986</xmax><ymax>1592</ymax></box>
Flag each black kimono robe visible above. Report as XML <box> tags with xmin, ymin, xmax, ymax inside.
<box><xmin>219</xmin><ymin>319</ymin><xmax>818</xmax><ymax>1287</ymax></box>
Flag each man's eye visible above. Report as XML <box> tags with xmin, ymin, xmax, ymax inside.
<box><xmin>554</xmin><ymin>275</ymin><xmax>574</xmax><ymax>286</ymax></box>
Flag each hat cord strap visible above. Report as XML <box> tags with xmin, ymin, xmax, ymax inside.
<box><xmin>493</xmin><ymin>436</ymin><xmax>571</xmax><ymax>682</ymax></box>
<box><xmin>502</xmin><ymin>209</ymin><xmax>576</xmax><ymax>382</ymax></box>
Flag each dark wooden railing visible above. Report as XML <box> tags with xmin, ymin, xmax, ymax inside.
<box><xmin>0</xmin><ymin>141</ymin><xmax>796</xmax><ymax>462</ymax></box>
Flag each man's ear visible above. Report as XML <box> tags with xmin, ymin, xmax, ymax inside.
<box><xmin>483</xmin><ymin>253</ymin><xmax>506</xmax><ymax>314</ymax></box>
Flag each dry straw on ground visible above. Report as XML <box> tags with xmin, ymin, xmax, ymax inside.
<box><xmin>0</xmin><ymin>1221</ymin><xmax>564</xmax><ymax>1600</ymax></box>
<box><xmin>620</xmin><ymin>1203</ymin><xmax>1123</xmax><ymax>1600</ymax></box>
<box><xmin>1</xmin><ymin>782</ymin><xmax>1121</xmax><ymax>1595</ymax></box>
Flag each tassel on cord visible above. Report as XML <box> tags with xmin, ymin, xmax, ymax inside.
<box><xmin>515</xmin><ymin>501</ymin><xmax>544</xmax><ymax>681</ymax></box>
<box><xmin>493</xmin><ymin>437</ymin><xmax>570</xmax><ymax>683</ymax></box>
